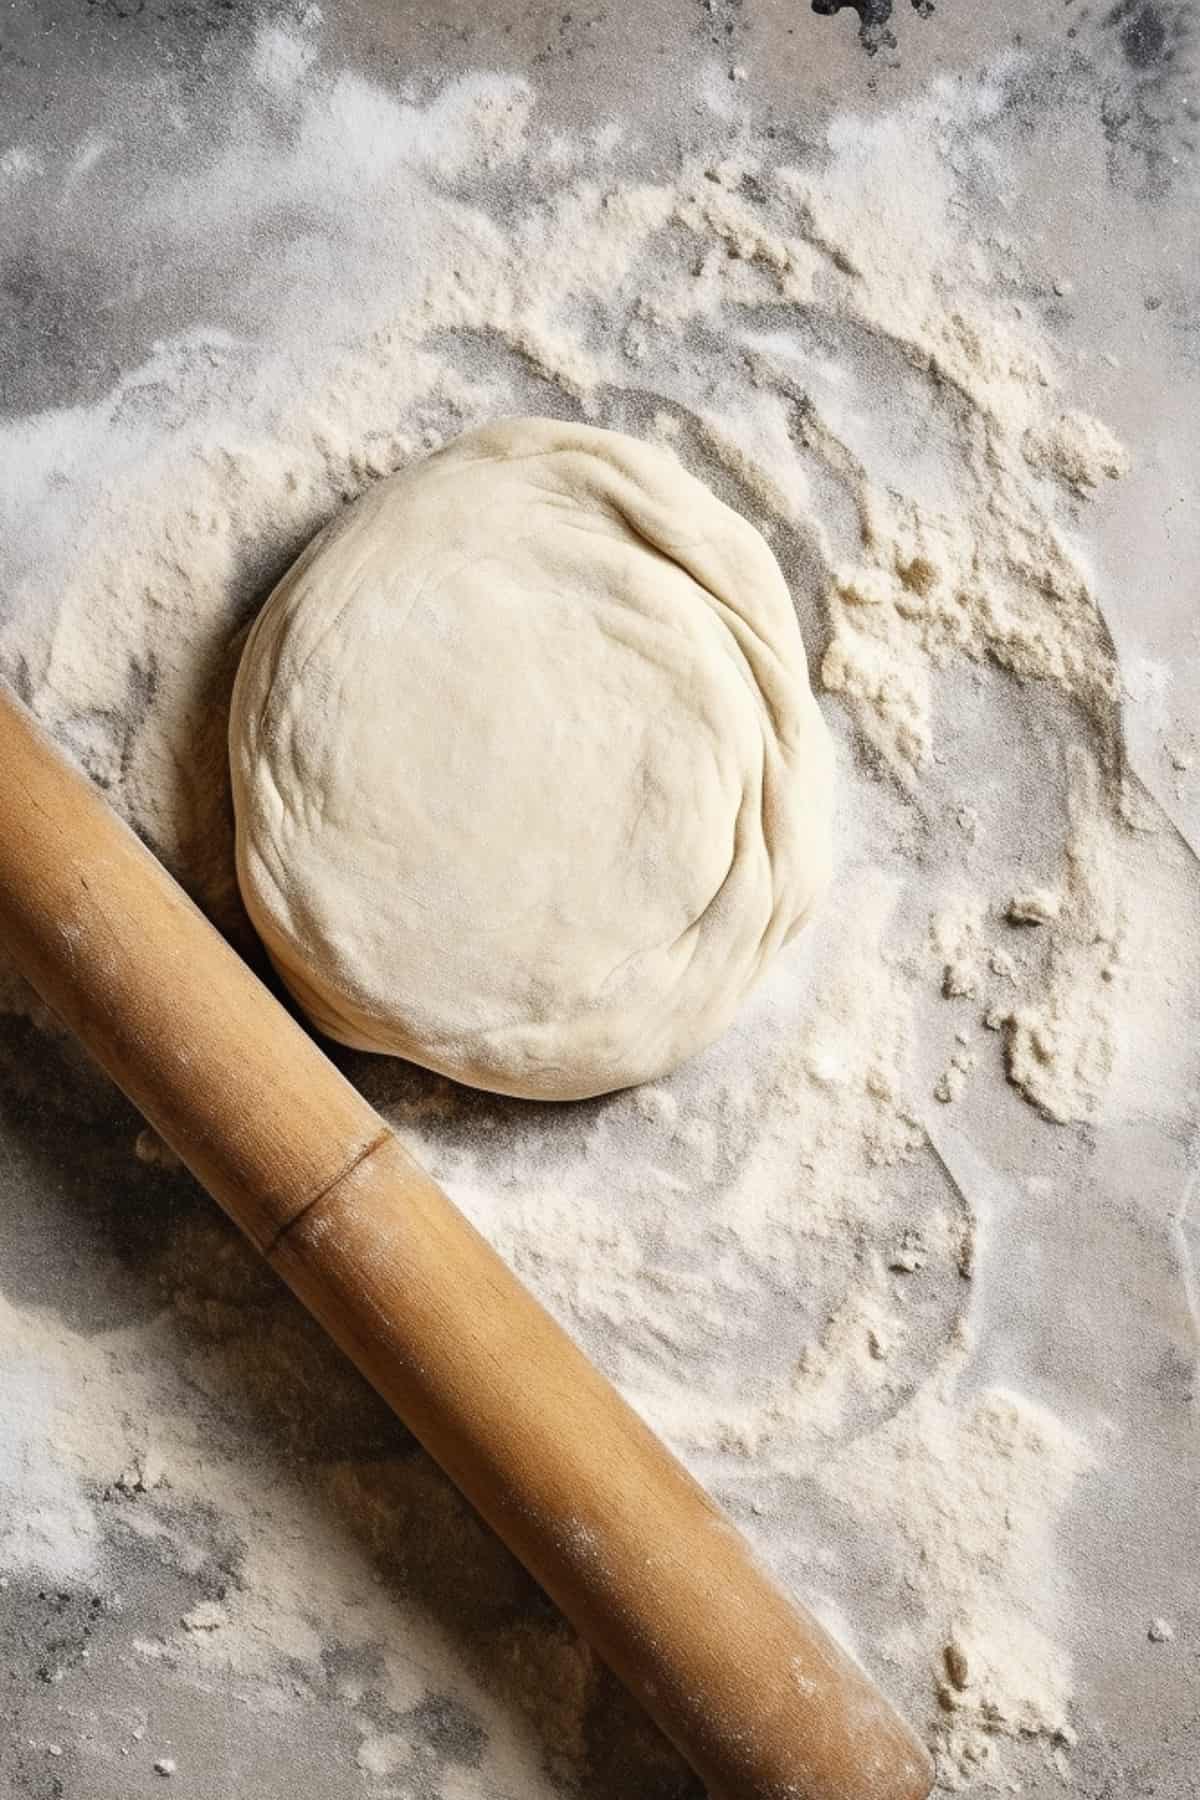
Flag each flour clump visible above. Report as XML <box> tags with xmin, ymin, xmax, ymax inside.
<box><xmin>229</xmin><ymin>417</ymin><xmax>834</xmax><ymax>1099</ymax></box>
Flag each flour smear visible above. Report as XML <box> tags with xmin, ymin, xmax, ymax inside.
<box><xmin>0</xmin><ymin>13</ymin><xmax>1191</xmax><ymax>1797</ymax></box>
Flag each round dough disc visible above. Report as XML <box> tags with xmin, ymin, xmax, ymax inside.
<box><xmin>229</xmin><ymin>418</ymin><xmax>834</xmax><ymax>1100</ymax></box>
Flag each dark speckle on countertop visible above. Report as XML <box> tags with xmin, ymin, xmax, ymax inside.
<box><xmin>810</xmin><ymin>0</ymin><xmax>936</xmax><ymax>56</ymax></box>
<box><xmin>1109</xmin><ymin>0</ymin><xmax>1172</xmax><ymax>67</ymax></box>
<box><xmin>1097</xmin><ymin>0</ymin><xmax>1197</xmax><ymax>192</ymax></box>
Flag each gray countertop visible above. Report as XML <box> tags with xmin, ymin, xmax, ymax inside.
<box><xmin>1</xmin><ymin>3</ymin><xmax>1198</xmax><ymax>1797</ymax></box>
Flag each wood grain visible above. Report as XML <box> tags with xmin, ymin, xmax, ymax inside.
<box><xmin>0</xmin><ymin>682</ymin><xmax>933</xmax><ymax>1800</ymax></box>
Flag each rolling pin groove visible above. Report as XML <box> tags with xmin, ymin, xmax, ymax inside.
<box><xmin>262</xmin><ymin>1122</ymin><xmax>394</xmax><ymax>1258</ymax></box>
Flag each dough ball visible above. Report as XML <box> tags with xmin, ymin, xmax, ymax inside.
<box><xmin>229</xmin><ymin>418</ymin><xmax>834</xmax><ymax>1100</ymax></box>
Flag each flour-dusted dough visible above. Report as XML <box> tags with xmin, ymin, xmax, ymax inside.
<box><xmin>229</xmin><ymin>418</ymin><xmax>834</xmax><ymax>1100</ymax></box>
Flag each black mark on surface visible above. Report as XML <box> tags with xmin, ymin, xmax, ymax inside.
<box><xmin>697</xmin><ymin>0</ymin><xmax>746</xmax><ymax>49</ymax></box>
<box><xmin>810</xmin><ymin>0</ymin><xmax>935</xmax><ymax>55</ymax></box>
<box><xmin>1110</xmin><ymin>0</ymin><xmax>1171</xmax><ymax>67</ymax></box>
<box><xmin>1098</xmin><ymin>0</ymin><xmax>1197</xmax><ymax>194</ymax></box>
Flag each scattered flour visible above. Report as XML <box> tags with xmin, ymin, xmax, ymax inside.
<box><xmin>0</xmin><ymin>1320</ymin><xmax>106</xmax><ymax>1584</ymax></box>
<box><xmin>1001</xmin><ymin>759</ymin><xmax>1127</xmax><ymax>1125</ymax></box>
<box><xmin>923</xmin><ymin>760</ymin><xmax>1128</xmax><ymax>1127</ymax></box>
<box><xmin>1022</xmin><ymin>409</ymin><xmax>1131</xmax><ymax>497</ymax></box>
<box><xmin>1006</xmin><ymin>888</ymin><xmax>1062</xmax><ymax>926</ymax></box>
<box><xmin>830</xmin><ymin>1379</ymin><xmax>1093</xmax><ymax>1790</ymax></box>
<box><xmin>0</xmin><ymin>16</ymin><xmax>1177</xmax><ymax>1796</ymax></box>
<box><xmin>934</xmin><ymin>1043</ymin><xmax>977</xmax><ymax>1106</ymax></box>
<box><xmin>932</xmin><ymin>896</ymin><xmax>988</xmax><ymax>1002</ymax></box>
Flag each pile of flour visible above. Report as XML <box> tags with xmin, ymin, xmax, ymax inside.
<box><xmin>0</xmin><ymin>15</ymin><xmax>1189</xmax><ymax>1795</ymax></box>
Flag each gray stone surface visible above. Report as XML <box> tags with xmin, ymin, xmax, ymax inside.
<box><xmin>1</xmin><ymin>3</ymin><xmax>1198</xmax><ymax>1797</ymax></box>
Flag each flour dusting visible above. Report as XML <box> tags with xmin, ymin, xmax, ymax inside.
<box><xmin>0</xmin><ymin>12</ymin><xmax>1194</xmax><ymax>1798</ymax></box>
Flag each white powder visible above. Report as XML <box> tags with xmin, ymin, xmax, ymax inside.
<box><xmin>932</xmin><ymin>896</ymin><xmax>988</xmax><ymax>1002</ymax></box>
<box><xmin>1000</xmin><ymin>758</ymin><xmax>1126</xmax><ymax>1124</ymax></box>
<box><xmin>829</xmin><ymin>1380</ymin><xmax>1093</xmax><ymax>1789</ymax></box>
<box><xmin>0</xmin><ymin>17</ymin><xmax>1187</xmax><ymax>1795</ymax></box>
<box><xmin>0</xmin><ymin>1328</ymin><xmax>104</xmax><ymax>1584</ymax></box>
<box><xmin>1006</xmin><ymin>889</ymin><xmax>1062</xmax><ymax>926</ymax></box>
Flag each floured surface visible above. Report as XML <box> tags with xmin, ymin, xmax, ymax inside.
<box><xmin>0</xmin><ymin>4</ymin><xmax>1197</xmax><ymax>1796</ymax></box>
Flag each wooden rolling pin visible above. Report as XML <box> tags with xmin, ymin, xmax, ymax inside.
<box><xmin>0</xmin><ymin>680</ymin><xmax>932</xmax><ymax>1800</ymax></box>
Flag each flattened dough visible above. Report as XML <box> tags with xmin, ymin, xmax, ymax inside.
<box><xmin>229</xmin><ymin>418</ymin><xmax>834</xmax><ymax>1100</ymax></box>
